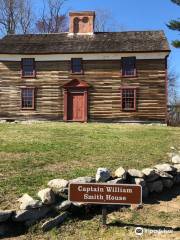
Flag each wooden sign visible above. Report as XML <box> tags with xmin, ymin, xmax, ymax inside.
<box><xmin>69</xmin><ymin>183</ymin><xmax>142</xmax><ymax>205</ymax></box>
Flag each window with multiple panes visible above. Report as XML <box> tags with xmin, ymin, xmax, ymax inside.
<box><xmin>21</xmin><ymin>58</ymin><xmax>35</xmax><ymax>77</ymax></box>
<box><xmin>71</xmin><ymin>58</ymin><xmax>83</xmax><ymax>73</ymax></box>
<box><xmin>122</xmin><ymin>57</ymin><xmax>136</xmax><ymax>77</ymax></box>
<box><xmin>21</xmin><ymin>88</ymin><xmax>35</xmax><ymax>110</ymax></box>
<box><xmin>122</xmin><ymin>88</ymin><xmax>136</xmax><ymax>111</ymax></box>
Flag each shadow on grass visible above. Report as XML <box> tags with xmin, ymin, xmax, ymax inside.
<box><xmin>143</xmin><ymin>185</ymin><xmax>180</xmax><ymax>205</ymax></box>
<box><xmin>0</xmin><ymin>221</ymin><xmax>27</xmax><ymax>240</ymax></box>
<box><xmin>108</xmin><ymin>221</ymin><xmax>180</xmax><ymax>231</ymax></box>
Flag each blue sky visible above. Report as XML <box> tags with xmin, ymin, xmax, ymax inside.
<box><xmin>33</xmin><ymin>0</ymin><xmax>179</xmax><ymax>99</ymax></box>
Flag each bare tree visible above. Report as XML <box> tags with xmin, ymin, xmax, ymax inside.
<box><xmin>168</xmin><ymin>69</ymin><xmax>177</xmax><ymax>106</ymax></box>
<box><xmin>36</xmin><ymin>0</ymin><xmax>68</xmax><ymax>33</ymax></box>
<box><xmin>0</xmin><ymin>0</ymin><xmax>33</xmax><ymax>35</ymax></box>
<box><xmin>19</xmin><ymin>0</ymin><xmax>33</xmax><ymax>34</ymax></box>
<box><xmin>95</xmin><ymin>9</ymin><xmax>125</xmax><ymax>32</ymax></box>
<box><xmin>0</xmin><ymin>0</ymin><xmax>20</xmax><ymax>34</ymax></box>
<box><xmin>168</xmin><ymin>66</ymin><xmax>179</xmax><ymax>125</ymax></box>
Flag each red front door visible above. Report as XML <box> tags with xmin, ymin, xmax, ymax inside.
<box><xmin>67</xmin><ymin>91</ymin><xmax>85</xmax><ymax>121</ymax></box>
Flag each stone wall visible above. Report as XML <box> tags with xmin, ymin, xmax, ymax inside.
<box><xmin>0</xmin><ymin>151</ymin><xmax>180</xmax><ymax>237</ymax></box>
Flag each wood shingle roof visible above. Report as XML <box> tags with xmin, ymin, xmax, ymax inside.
<box><xmin>0</xmin><ymin>31</ymin><xmax>170</xmax><ymax>54</ymax></box>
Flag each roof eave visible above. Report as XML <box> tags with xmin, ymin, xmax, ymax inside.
<box><xmin>0</xmin><ymin>50</ymin><xmax>171</xmax><ymax>55</ymax></box>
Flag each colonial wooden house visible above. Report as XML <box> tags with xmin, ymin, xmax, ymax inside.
<box><xmin>0</xmin><ymin>11</ymin><xmax>170</xmax><ymax>123</ymax></box>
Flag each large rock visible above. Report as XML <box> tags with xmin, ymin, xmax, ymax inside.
<box><xmin>128</xmin><ymin>169</ymin><xmax>145</xmax><ymax>178</ymax></box>
<box><xmin>174</xmin><ymin>166</ymin><xmax>180</xmax><ymax>184</ymax></box>
<box><xmin>162</xmin><ymin>179</ymin><xmax>174</xmax><ymax>189</ymax></box>
<box><xmin>174</xmin><ymin>164</ymin><xmax>180</xmax><ymax>171</ymax></box>
<box><xmin>114</xmin><ymin>167</ymin><xmax>127</xmax><ymax>179</ymax></box>
<box><xmin>54</xmin><ymin>200</ymin><xmax>72</xmax><ymax>212</ymax></box>
<box><xmin>142</xmin><ymin>186</ymin><xmax>149</xmax><ymax>199</ymax></box>
<box><xmin>96</xmin><ymin>168</ymin><xmax>111</xmax><ymax>182</ymax></box>
<box><xmin>72</xmin><ymin>202</ymin><xmax>87</xmax><ymax>207</ymax></box>
<box><xmin>48</xmin><ymin>179</ymin><xmax>69</xmax><ymax>198</ymax></box>
<box><xmin>147</xmin><ymin>180</ymin><xmax>163</xmax><ymax>193</ymax></box>
<box><xmin>18</xmin><ymin>194</ymin><xmax>42</xmax><ymax>210</ymax></box>
<box><xmin>37</xmin><ymin>188</ymin><xmax>55</xmax><ymax>205</ymax></box>
<box><xmin>156</xmin><ymin>170</ymin><xmax>173</xmax><ymax>179</ymax></box>
<box><xmin>131</xmin><ymin>178</ymin><xmax>146</xmax><ymax>187</ymax></box>
<box><xmin>69</xmin><ymin>177</ymin><xmax>95</xmax><ymax>184</ymax></box>
<box><xmin>13</xmin><ymin>206</ymin><xmax>51</xmax><ymax>223</ymax></box>
<box><xmin>174</xmin><ymin>174</ymin><xmax>180</xmax><ymax>184</ymax></box>
<box><xmin>172</xmin><ymin>154</ymin><xmax>180</xmax><ymax>164</ymax></box>
<box><xmin>0</xmin><ymin>223</ymin><xmax>10</xmax><ymax>237</ymax></box>
<box><xmin>18</xmin><ymin>193</ymin><xmax>32</xmax><ymax>203</ymax></box>
<box><xmin>142</xmin><ymin>168</ymin><xmax>159</xmax><ymax>182</ymax></box>
<box><xmin>48</xmin><ymin>179</ymin><xmax>69</xmax><ymax>191</ymax></box>
<box><xmin>55</xmin><ymin>189</ymin><xmax>68</xmax><ymax>199</ymax></box>
<box><xmin>0</xmin><ymin>222</ymin><xmax>25</xmax><ymax>237</ymax></box>
<box><xmin>42</xmin><ymin>212</ymin><xmax>69</xmax><ymax>232</ymax></box>
<box><xmin>142</xmin><ymin>168</ymin><xmax>155</xmax><ymax>176</ymax></box>
<box><xmin>107</xmin><ymin>178</ymin><xmax>124</xmax><ymax>184</ymax></box>
<box><xmin>0</xmin><ymin>210</ymin><xmax>13</xmax><ymax>223</ymax></box>
<box><xmin>154</xmin><ymin>164</ymin><xmax>176</xmax><ymax>173</ymax></box>
<box><xmin>146</xmin><ymin>175</ymin><xmax>159</xmax><ymax>182</ymax></box>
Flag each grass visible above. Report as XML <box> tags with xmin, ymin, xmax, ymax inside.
<box><xmin>0</xmin><ymin>122</ymin><xmax>180</xmax><ymax>204</ymax></box>
<box><xmin>0</xmin><ymin>122</ymin><xmax>180</xmax><ymax>239</ymax></box>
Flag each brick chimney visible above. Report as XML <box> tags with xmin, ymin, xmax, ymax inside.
<box><xmin>69</xmin><ymin>11</ymin><xmax>95</xmax><ymax>35</ymax></box>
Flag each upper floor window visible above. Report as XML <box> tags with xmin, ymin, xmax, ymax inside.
<box><xmin>21</xmin><ymin>87</ymin><xmax>35</xmax><ymax>110</ymax></box>
<box><xmin>21</xmin><ymin>58</ymin><xmax>36</xmax><ymax>77</ymax></box>
<box><xmin>122</xmin><ymin>57</ymin><xmax>136</xmax><ymax>77</ymax></box>
<box><xmin>122</xmin><ymin>88</ymin><xmax>136</xmax><ymax>111</ymax></box>
<box><xmin>71</xmin><ymin>58</ymin><xmax>83</xmax><ymax>74</ymax></box>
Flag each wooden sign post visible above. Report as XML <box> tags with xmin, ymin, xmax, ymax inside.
<box><xmin>69</xmin><ymin>183</ymin><xmax>142</xmax><ymax>227</ymax></box>
<box><xmin>102</xmin><ymin>205</ymin><xmax>107</xmax><ymax>227</ymax></box>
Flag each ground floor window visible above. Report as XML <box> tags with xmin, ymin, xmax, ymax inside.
<box><xmin>122</xmin><ymin>88</ymin><xmax>136</xmax><ymax>111</ymax></box>
<box><xmin>21</xmin><ymin>88</ymin><xmax>35</xmax><ymax>110</ymax></box>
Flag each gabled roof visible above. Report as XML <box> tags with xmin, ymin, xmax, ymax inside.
<box><xmin>0</xmin><ymin>31</ymin><xmax>170</xmax><ymax>54</ymax></box>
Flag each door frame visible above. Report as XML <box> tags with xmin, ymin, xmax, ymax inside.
<box><xmin>63</xmin><ymin>79</ymin><xmax>90</xmax><ymax>122</ymax></box>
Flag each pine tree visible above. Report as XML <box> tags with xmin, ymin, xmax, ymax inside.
<box><xmin>167</xmin><ymin>0</ymin><xmax>180</xmax><ymax>48</ymax></box>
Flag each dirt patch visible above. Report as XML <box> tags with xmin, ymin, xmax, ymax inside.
<box><xmin>150</xmin><ymin>195</ymin><xmax>180</xmax><ymax>213</ymax></box>
<box><xmin>0</xmin><ymin>195</ymin><xmax>19</xmax><ymax>210</ymax></box>
<box><xmin>43</xmin><ymin>160</ymin><xmax>96</xmax><ymax>173</ymax></box>
<box><xmin>0</xmin><ymin>152</ymin><xmax>30</xmax><ymax>161</ymax></box>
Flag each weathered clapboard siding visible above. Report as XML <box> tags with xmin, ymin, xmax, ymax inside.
<box><xmin>0</xmin><ymin>59</ymin><xmax>166</xmax><ymax>122</ymax></box>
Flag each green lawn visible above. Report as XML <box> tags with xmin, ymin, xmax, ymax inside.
<box><xmin>0</xmin><ymin>122</ymin><xmax>180</xmax><ymax>239</ymax></box>
<box><xmin>0</xmin><ymin>122</ymin><xmax>179</xmax><ymax>207</ymax></box>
